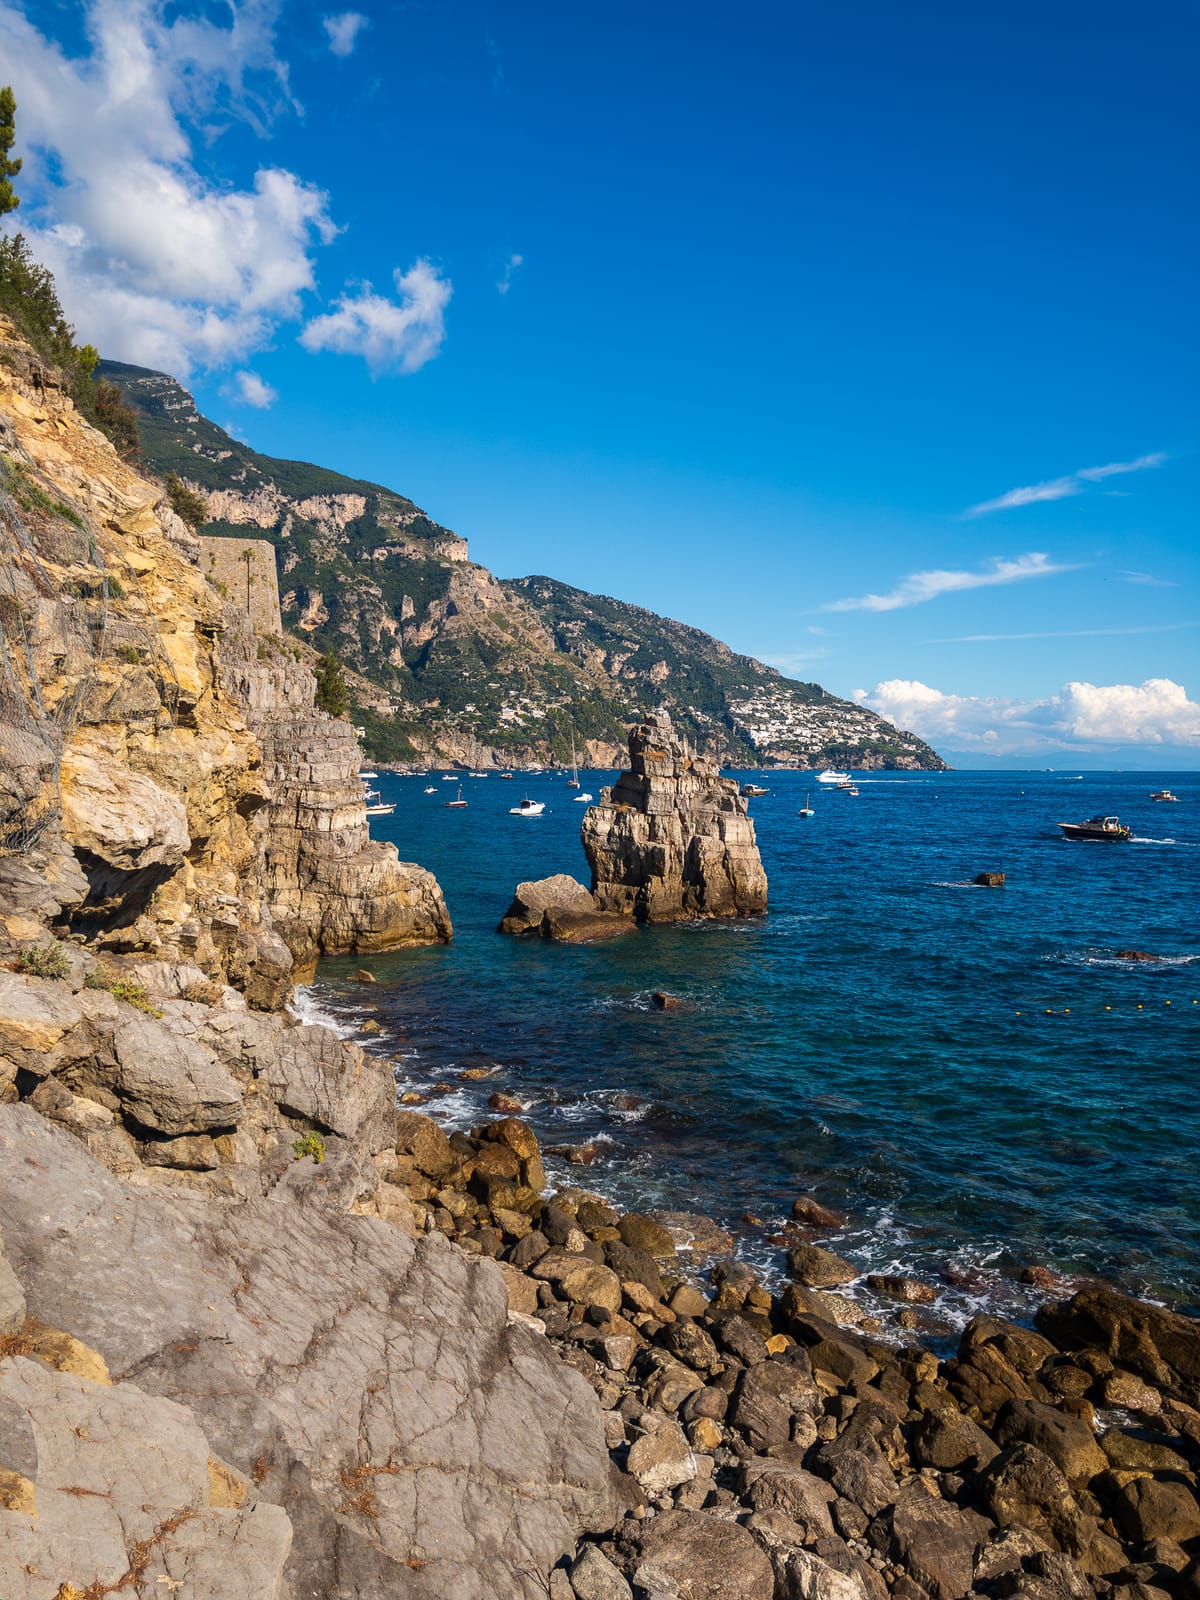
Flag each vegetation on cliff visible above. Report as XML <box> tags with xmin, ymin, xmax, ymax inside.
<box><xmin>98</xmin><ymin>359</ymin><xmax>949</xmax><ymax>772</ymax></box>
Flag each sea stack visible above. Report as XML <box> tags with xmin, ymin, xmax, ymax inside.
<box><xmin>581</xmin><ymin>710</ymin><xmax>767</xmax><ymax>921</ymax></box>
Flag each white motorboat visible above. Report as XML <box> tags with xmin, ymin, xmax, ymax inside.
<box><xmin>510</xmin><ymin>797</ymin><xmax>545</xmax><ymax>816</ymax></box>
<box><xmin>423</xmin><ymin>786</ymin><xmax>437</xmax><ymax>794</ymax></box>
<box><xmin>364</xmin><ymin>802</ymin><xmax>395</xmax><ymax>816</ymax></box>
<box><xmin>359</xmin><ymin>770</ymin><xmax>378</xmax><ymax>780</ymax></box>
<box><xmin>441</xmin><ymin>774</ymin><xmax>458</xmax><ymax>782</ymax></box>
<box><xmin>816</xmin><ymin>769</ymin><xmax>850</xmax><ymax>785</ymax></box>
<box><xmin>573</xmin><ymin>791</ymin><xmax>593</xmax><ymax>803</ymax></box>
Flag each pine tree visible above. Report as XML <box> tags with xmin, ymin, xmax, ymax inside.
<box><xmin>315</xmin><ymin>651</ymin><xmax>348</xmax><ymax>717</ymax></box>
<box><xmin>0</xmin><ymin>88</ymin><xmax>22</xmax><ymax>216</ymax></box>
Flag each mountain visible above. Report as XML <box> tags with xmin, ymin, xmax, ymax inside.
<box><xmin>98</xmin><ymin>360</ymin><xmax>948</xmax><ymax>771</ymax></box>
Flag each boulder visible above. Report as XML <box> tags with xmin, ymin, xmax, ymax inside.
<box><xmin>791</xmin><ymin>1195</ymin><xmax>846</xmax><ymax>1229</ymax></box>
<box><xmin>616</xmin><ymin>1508</ymin><xmax>775</xmax><ymax>1600</ymax></box>
<box><xmin>618</xmin><ymin>1213</ymin><xmax>677</xmax><ymax>1258</ymax></box>
<box><xmin>626</xmin><ymin>1420</ymin><xmax>696</xmax><ymax>1494</ymax></box>
<box><xmin>979</xmin><ymin>1443</ymin><xmax>1094</xmax><ymax>1555</ymax></box>
<box><xmin>570</xmin><ymin>1544</ymin><xmax>633</xmax><ymax>1600</ymax></box>
<box><xmin>974</xmin><ymin>871</ymin><xmax>1006</xmax><ymax>887</ymax></box>
<box><xmin>1108</xmin><ymin>1477</ymin><xmax>1200</xmax><ymax>1544</ymax></box>
<box><xmin>993</xmin><ymin>1399</ymin><xmax>1108</xmax><ymax>1487</ymax></box>
<box><xmin>787</xmin><ymin>1244</ymin><xmax>857</xmax><ymax>1287</ymax></box>
<box><xmin>909</xmin><ymin>1407</ymin><xmax>1000</xmax><ymax>1472</ymax></box>
<box><xmin>498</xmin><ymin>875</ymin><xmax>597</xmax><ymax>936</ymax></box>
<box><xmin>887</xmin><ymin>1481</ymin><xmax>992</xmax><ymax>1600</ymax></box>
<box><xmin>1036</xmin><ymin>1288</ymin><xmax>1200</xmax><ymax>1407</ymax></box>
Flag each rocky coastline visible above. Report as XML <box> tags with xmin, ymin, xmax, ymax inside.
<box><xmin>0</xmin><ymin>316</ymin><xmax>1197</xmax><ymax>1600</ymax></box>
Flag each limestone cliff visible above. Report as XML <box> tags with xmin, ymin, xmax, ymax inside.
<box><xmin>0</xmin><ymin>316</ymin><xmax>448</xmax><ymax>995</ymax></box>
<box><xmin>582</xmin><ymin>711</ymin><xmax>768</xmax><ymax>921</ymax></box>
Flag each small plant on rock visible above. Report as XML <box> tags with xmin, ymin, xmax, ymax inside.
<box><xmin>83</xmin><ymin>969</ymin><xmax>162</xmax><ymax>1016</ymax></box>
<box><xmin>16</xmin><ymin>941</ymin><xmax>70</xmax><ymax>978</ymax></box>
<box><xmin>294</xmin><ymin>1131</ymin><xmax>327</xmax><ymax>1164</ymax></box>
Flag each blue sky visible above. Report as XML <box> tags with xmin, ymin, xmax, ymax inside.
<box><xmin>2</xmin><ymin>0</ymin><xmax>1197</xmax><ymax>762</ymax></box>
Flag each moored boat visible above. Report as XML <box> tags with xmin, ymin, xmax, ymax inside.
<box><xmin>445</xmin><ymin>786</ymin><xmax>467</xmax><ymax>808</ymax></box>
<box><xmin>740</xmin><ymin>783</ymin><xmax>768</xmax><ymax>797</ymax></box>
<box><xmin>510</xmin><ymin>796</ymin><xmax>545</xmax><ymax>816</ymax></box>
<box><xmin>1058</xmin><ymin>815</ymin><xmax>1132</xmax><ymax>841</ymax></box>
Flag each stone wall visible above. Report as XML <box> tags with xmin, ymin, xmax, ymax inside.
<box><xmin>198</xmin><ymin>534</ymin><xmax>283</xmax><ymax>634</ymax></box>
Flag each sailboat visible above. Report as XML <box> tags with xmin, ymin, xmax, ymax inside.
<box><xmin>444</xmin><ymin>786</ymin><xmax>467</xmax><ymax>809</ymax></box>
<box><xmin>798</xmin><ymin>793</ymin><xmax>815</xmax><ymax>817</ymax></box>
<box><xmin>566</xmin><ymin>736</ymin><xmax>581</xmax><ymax>789</ymax></box>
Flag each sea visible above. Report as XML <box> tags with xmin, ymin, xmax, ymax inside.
<box><xmin>298</xmin><ymin>768</ymin><xmax>1200</xmax><ymax>1337</ymax></box>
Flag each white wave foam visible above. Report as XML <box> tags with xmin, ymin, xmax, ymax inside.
<box><xmin>287</xmin><ymin>986</ymin><xmax>358</xmax><ymax>1039</ymax></box>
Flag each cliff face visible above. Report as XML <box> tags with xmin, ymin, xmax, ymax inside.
<box><xmin>0</xmin><ymin>321</ymin><xmax>449</xmax><ymax>995</ymax></box>
<box><xmin>582</xmin><ymin>712</ymin><xmax>768</xmax><ymax>921</ymax></box>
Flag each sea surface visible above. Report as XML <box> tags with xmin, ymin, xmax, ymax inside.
<box><xmin>300</xmin><ymin>768</ymin><xmax>1200</xmax><ymax>1335</ymax></box>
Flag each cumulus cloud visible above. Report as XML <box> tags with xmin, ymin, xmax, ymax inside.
<box><xmin>855</xmin><ymin>678</ymin><xmax>1200</xmax><ymax>755</ymax></box>
<box><xmin>0</xmin><ymin>0</ymin><xmax>448</xmax><ymax>383</ymax></box>
<box><xmin>0</xmin><ymin>0</ymin><xmax>333</xmax><ymax>375</ymax></box>
<box><xmin>825</xmin><ymin>552</ymin><xmax>1075</xmax><ymax>613</ymax></box>
<box><xmin>230</xmin><ymin>369</ymin><xmax>277</xmax><ymax>408</ymax></box>
<box><xmin>299</xmin><ymin>260</ymin><xmax>452</xmax><ymax>373</ymax></box>
<box><xmin>497</xmin><ymin>252</ymin><xmax>523</xmax><ymax>294</ymax></box>
<box><xmin>966</xmin><ymin>453</ymin><xmax>1166</xmax><ymax>517</ymax></box>
<box><xmin>322</xmin><ymin>12</ymin><xmax>367</xmax><ymax>57</ymax></box>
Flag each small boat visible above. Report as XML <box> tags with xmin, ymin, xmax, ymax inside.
<box><xmin>740</xmin><ymin>783</ymin><xmax>768</xmax><ymax>797</ymax></box>
<box><xmin>364</xmin><ymin>801</ymin><xmax>395</xmax><ymax>816</ymax></box>
<box><xmin>363</xmin><ymin>787</ymin><xmax>381</xmax><ymax>802</ymax></box>
<box><xmin>359</xmin><ymin>770</ymin><xmax>378</xmax><ymax>780</ymax></box>
<box><xmin>445</xmin><ymin>787</ymin><xmax>468</xmax><ymax>809</ymax></box>
<box><xmin>423</xmin><ymin>786</ymin><xmax>437</xmax><ymax>794</ymax></box>
<box><xmin>816</xmin><ymin>769</ymin><xmax>850</xmax><ymax>785</ymax></box>
<box><xmin>841</xmin><ymin>784</ymin><xmax>860</xmax><ymax>796</ymax></box>
<box><xmin>1058</xmin><ymin>815</ymin><xmax>1132</xmax><ymax>842</ymax></box>
<box><xmin>498</xmin><ymin>771</ymin><xmax>514</xmax><ymax>780</ymax></box>
<box><xmin>799</xmin><ymin>794</ymin><xmax>815</xmax><ymax>816</ymax></box>
<box><xmin>1150</xmin><ymin>789</ymin><xmax>1179</xmax><ymax>802</ymax></box>
<box><xmin>566</xmin><ymin>737</ymin><xmax>581</xmax><ymax>789</ymax></box>
<box><xmin>510</xmin><ymin>797</ymin><xmax>545</xmax><ymax>816</ymax></box>
<box><xmin>469</xmin><ymin>771</ymin><xmax>489</xmax><ymax>778</ymax></box>
<box><xmin>573</xmin><ymin>791</ymin><xmax>593</xmax><ymax>803</ymax></box>
<box><xmin>441</xmin><ymin>774</ymin><xmax>458</xmax><ymax>782</ymax></box>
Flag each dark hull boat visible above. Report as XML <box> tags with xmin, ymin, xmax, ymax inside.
<box><xmin>1058</xmin><ymin>815</ymin><xmax>1132</xmax><ymax>842</ymax></box>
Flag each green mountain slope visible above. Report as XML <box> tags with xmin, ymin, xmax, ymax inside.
<box><xmin>99</xmin><ymin>360</ymin><xmax>947</xmax><ymax>771</ymax></box>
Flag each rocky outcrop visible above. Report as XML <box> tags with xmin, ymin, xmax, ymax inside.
<box><xmin>217</xmin><ymin>612</ymin><xmax>451</xmax><ymax>970</ymax></box>
<box><xmin>581</xmin><ymin>712</ymin><xmax>767</xmax><ymax>921</ymax></box>
<box><xmin>0</xmin><ymin>1104</ymin><xmax>614</xmax><ymax>1599</ymax></box>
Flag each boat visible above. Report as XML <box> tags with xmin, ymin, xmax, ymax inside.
<box><xmin>841</xmin><ymin>784</ymin><xmax>860</xmax><ymax>796</ymax></box>
<box><xmin>816</xmin><ymin>769</ymin><xmax>850</xmax><ymax>785</ymax></box>
<box><xmin>423</xmin><ymin>786</ymin><xmax>437</xmax><ymax>794</ymax></box>
<box><xmin>1150</xmin><ymin>789</ymin><xmax>1179</xmax><ymax>802</ymax></box>
<box><xmin>566</xmin><ymin>738</ymin><xmax>581</xmax><ymax>789</ymax></box>
<box><xmin>573</xmin><ymin>791</ymin><xmax>593</xmax><ymax>803</ymax></box>
<box><xmin>509</xmin><ymin>797</ymin><xmax>545</xmax><ymax>816</ymax></box>
<box><xmin>364</xmin><ymin>801</ymin><xmax>395</xmax><ymax>817</ymax></box>
<box><xmin>798</xmin><ymin>794</ymin><xmax>815</xmax><ymax>817</ymax></box>
<box><xmin>469</xmin><ymin>771</ymin><xmax>489</xmax><ymax>779</ymax></box>
<box><xmin>441</xmin><ymin>774</ymin><xmax>458</xmax><ymax>782</ymax></box>
<box><xmin>740</xmin><ymin>783</ymin><xmax>768</xmax><ymax>797</ymax></box>
<box><xmin>445</xmin><ymin>787</ymin><xmax>468</xmax><ymax>809</ymax></box>
<box><xmin>498</xmin><ymin>771</ymin><xmax>514</xmax><ymax>780</ymax></box>
<box><xmin>363</xmin><ymin>787</ymin><xmax>381</xmax><ymax>802</ymax></box>
<box><xmin>1058</xmin><ymin>815</ymin><xmax>1132</xmax><ymax>842</ymax></box>
<box><xmin>359</xmin><ymin>770</ymin><xmax>378</xmax><ymax>780</ymax></box>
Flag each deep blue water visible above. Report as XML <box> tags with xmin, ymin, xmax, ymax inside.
<box><xmin>303</xmin><ymin>768</ymin><xmax>1200</xmax><ymax>1331</ymax></box>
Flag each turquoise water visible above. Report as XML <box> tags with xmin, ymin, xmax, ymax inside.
<box><xmin>304</xmin><ymin>769</ymin><xmax>1200</xmax><ymax>1329</ymax></box>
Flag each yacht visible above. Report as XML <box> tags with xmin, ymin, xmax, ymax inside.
<box><xmin>1058</xmin><ymin>815</ymin><xmax>1132</xmax><ymax>842</ymax></box>
<box><xmin>816</xmin><ymin>769</ymin><xmax>850</xmax><ymax>785</ymax></box>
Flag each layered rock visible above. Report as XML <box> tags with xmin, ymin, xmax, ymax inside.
<box><xmin>581</xmin><ymin>712</ymin><xmax>767</xmax><ymax>921</ymax></box>
<box><xmin>217</xmin><ymin>611</ymin><xmax>451</xmax><ymax>969</ymax></box>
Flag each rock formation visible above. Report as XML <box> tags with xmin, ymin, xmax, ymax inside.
<box><xmin>581</xmin><ymin>711</ymin><xmax>768</xmax><ymax>921</ymax></box>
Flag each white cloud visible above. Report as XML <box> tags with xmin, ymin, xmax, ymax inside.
<box><xmin>825</xmin><ymin>552</ymin><xmax>1075</xmax><ymax>613</ymax></box>
<box><xmin>966</xmin><ymin>453</ymin><xmax>1166</xmax><ymax>516</ymax></box>
<box><xmin>0</xmin><ymin>0</ymin><xmax>333</xmax><ymax>376</ymax></box>
<box><xmin>299</xmin><ymin>260</ymin><xmax>452</xmax><ymax>373</ymax></box>
<box><xmin>231</xmin><ymin>369</ymin><xmax>277</xmax><ymax>408</ymax></box>
<box><xmin>1119</xmin><ymin>570</ymin><xmax>1176</xmax><ymax>588</ymax></box>
<box><xmin>856</xmin><ymin>677</ymin><xmax>1200</xmax><ymax>755</ymax></box>
<box><xmin>322</xmin><ymin>12</ymin><xmax>367</xmax><ymax>57</ymax></box>
<box><xmin>497</xmin><ymin>252</ymin><xmax>524</xmax><ymax>294</ymax></box>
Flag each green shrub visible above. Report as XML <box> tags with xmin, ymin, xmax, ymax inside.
<box><xmin>164</xmin><ymin>472</ymin><xmax>208</xmax><ymax>529</ymax></box>
<box><xmin>16</xmin><ymin>941</ymin><xmax>70</xmax><ymax>978</ymax></box>
<box><xmin>293</xmin><ymin>1131</ymin><xmax>326</xmax><ymax>1164</ymax></box>
<box><xmin>83</xmin><ymin>970</ymin><xmax>162</xmax><ymax>1016</ymax></box>
<box><xmin>114</xmin><ymin>644</ymin><xmax>142</xmax><ymax>665</ymax></box>
<box><xmin>314</xmin><ymin>651</ymin><xmax>348</xmax><ymax>717</ymax></box>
